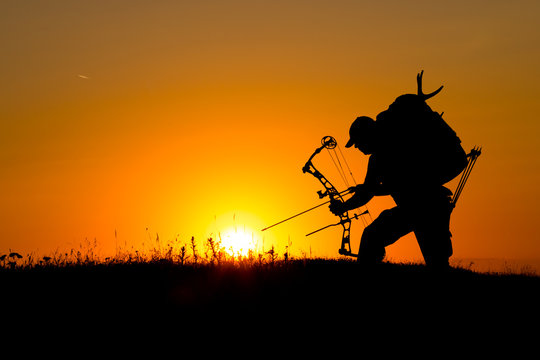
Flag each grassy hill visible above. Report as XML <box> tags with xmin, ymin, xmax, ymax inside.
<box><xmin>3</xmin><ymin>258</ymin><xmax>539</xmax><ymax>326</ymax></box>
<box><xmin>2</xmin><ymin>254</ymin><xmax>539</xmax><ymax>356</ymax></box>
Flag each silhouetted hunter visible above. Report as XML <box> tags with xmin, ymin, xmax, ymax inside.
<box><xmin>330</xmin><ymin>71</ymin><xmax>468</xmax><ymax>269</ymax></box>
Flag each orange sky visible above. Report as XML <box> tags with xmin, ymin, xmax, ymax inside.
<box><xmin>1</xmin><ymin>0</ymin><xmax>539</xmax><ymax>264</ymax></box>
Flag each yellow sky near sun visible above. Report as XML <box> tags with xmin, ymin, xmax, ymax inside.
<box><xmin>1</xmin><ymin>0</ymin><xmax>540</xmax><ymax>262</ymax></box>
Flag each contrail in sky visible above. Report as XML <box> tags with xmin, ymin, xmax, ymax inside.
<box><xmin>78</xmin><ymin>74</ymin><xmax>89</xmax><ymax>79</ymax></box>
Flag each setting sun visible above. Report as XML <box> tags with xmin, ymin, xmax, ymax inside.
<box><xmin>1</xmin><ymin>0</ymin><xmax>539</xmax><ymax>271</ymax></box>
<box><xmin>206</xmin><ymin>211</ymin><xmax>270</xmax><ymax>257</ymax></box>
<box><xmin>219</xmin><ymin>227</ymin><xmax>257</xmax><ymax>256</ymax></box>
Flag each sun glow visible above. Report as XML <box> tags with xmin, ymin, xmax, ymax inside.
<box><xmin>219</xmin><ymin>226</ymin><xmax>257</xmax><ymax>256</ymax></box>
<box><xmin>207</xmin><ymin>211</ymin><xmax>271</xmax><ymax>257</ymax></box>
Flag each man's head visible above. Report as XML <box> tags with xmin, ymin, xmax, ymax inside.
<box><xmin>345</xmin><ymin>116</ymin><xmax>376</xmax><ymax>154</ymax></box>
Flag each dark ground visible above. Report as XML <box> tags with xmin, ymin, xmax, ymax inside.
<box><xmin>2</xmin><ymin>259</ymin><xmax>539</xmax><ymax>350</ymax></box>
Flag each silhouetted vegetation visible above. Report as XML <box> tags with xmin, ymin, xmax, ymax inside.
<box><xmin>1</xmin><ymin>238</ymin><xmax>539</xmax><ymax>335</ymax></box>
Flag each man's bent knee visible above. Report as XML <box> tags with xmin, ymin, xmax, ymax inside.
<box><xmin>357</xmin><ymin>226</ymin><xmax>386</xmax><ymax>264</ymax></box>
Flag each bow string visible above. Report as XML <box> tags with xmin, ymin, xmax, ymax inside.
<box><xmin>302</xmin><ymin>136</ymin><xmax>370</xmax><ymax>257</ymax></box>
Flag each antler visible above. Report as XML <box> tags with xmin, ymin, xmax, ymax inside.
<box><xmin>417</xmin><ymin>70</ymin><xmax>443</xmax><ymax>100</ymax></box>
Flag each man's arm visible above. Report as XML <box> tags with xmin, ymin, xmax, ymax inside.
<box><xmin>329</xmin><ymin>155</ymin><xmax>388</xmax><ymax>215</ymax></box>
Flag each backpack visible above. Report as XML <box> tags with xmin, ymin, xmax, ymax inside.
<box><xmin>419</xmin><ymin>110</ymin><xmax>468</xmax><ymax>185</ymax></box>
<box><xmin>375</xmin><ymin>95</ymin><xmax>467</xmax><ymax>187</ymax></box>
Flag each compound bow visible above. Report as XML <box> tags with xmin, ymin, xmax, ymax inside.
<box><xmin>302</xmin><ymin>136</ymin><xmax>365</xmax><ymax>257</ymax></box>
